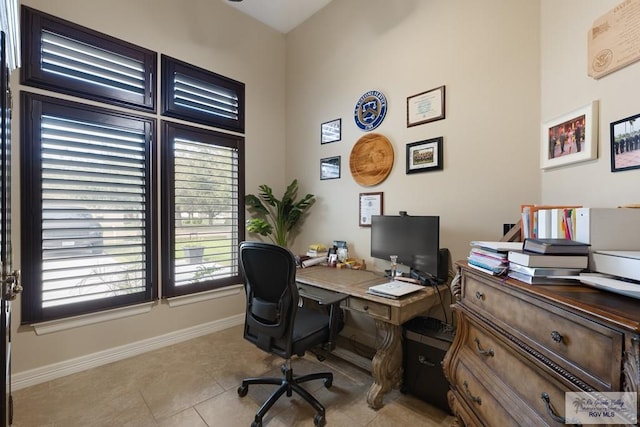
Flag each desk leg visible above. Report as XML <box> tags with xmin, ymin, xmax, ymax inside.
<box><xmin>367</xmin><ymin>320</ymin><xmax>403</xmax><ymax>409</ymax></box>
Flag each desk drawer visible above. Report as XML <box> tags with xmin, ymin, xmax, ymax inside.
<box><xmin>462</xmin><ymin>271</ymin><xmax>623</xmax><ymax>390</ymax></box>
<box><xmin>347</xmin><ymin>297</ymin><xmax>390</xmax><ymax>320</ymax></box>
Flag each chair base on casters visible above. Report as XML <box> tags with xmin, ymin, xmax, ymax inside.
<box><xmin>237</xmin><ymin>361</ymin><xmax>333</xmax><ymax>427</ymax></box>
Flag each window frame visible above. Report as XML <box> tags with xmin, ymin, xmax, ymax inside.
<box><xmin>20</xmin><ymin>5</ymin><xmax>156</xmax><ymax>112</ymax></box>
<box><xmin>20</xmin><ymin>91</ymin><xmax>157</xmax><ymax>323</ymax></box>
<box><xmin>161</xmin><ymin>55</ymin><xmax>245</xmax><ymax>133</ymax></box>
<box><xmin>161</xmin><ymin>120</ymin><xmax>245</xmax><ymax>298</ymax></box>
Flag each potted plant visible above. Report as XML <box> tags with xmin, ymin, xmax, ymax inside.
<box><xmin>245</xmin><ymin>179</ymin><xmax>315</xmax><ymax>247</ymax></box>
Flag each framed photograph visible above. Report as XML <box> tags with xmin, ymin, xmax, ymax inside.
<box><xmin>321</xmin><ymin>118</ymin><xmax>341</xmax><ymax>144</ymax></box>
<box><xmin>610</xmin><ymin>112</ymin><xmax>640</xmax><ymax>172</ymax></box>
<box><xmin>407</xmin><ymin>85</ymin><xmax>445</xmax><ymax>127</ymax></box>
<box><xmin>320</xmin><ymin>156</ymin><xmax>341</xmax><ymax>180</ymax></box>
<box><xmin>406</xmin><ymin>137</ymin><xmax>443</xmax><ymax>174</ymax></box>
<box><xmin>541</xmin><ymin>101</ymin><xmax>598</xmax><ymax>170</ymax></box>
<box><xmin>359</xmin><ymin>192</ymin><xmax>383</xmax><ymax>227</ymax></box>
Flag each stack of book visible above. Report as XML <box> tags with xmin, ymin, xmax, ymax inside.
<box><xmin>507</xmin><ymin>238</ymin><xmax>589</xmax><ymax>284</ymax></box>
<box><xmin>467</xmin><ymin>241</ymin><xmax>523</xmax><ymax>276</ymax></box>
<box><xmin>306</xmin><ymin>243</ymin><xmax>328</xmax><ymax>258</ymax></box>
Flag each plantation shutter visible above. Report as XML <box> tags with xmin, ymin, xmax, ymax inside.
<box><xmin>40</xmin><ymin>114</ymin><xmax>148</xmax><ymax>308</ymax></box>
<box><xmin>21</xmin><ymin>92</ymin><xmax>155</xmax><ymax>322</ymax></box>
<box><xmin>161</xmin><ymin>55</ymin><xmax>244</xmax><ymax>133</ymax></box>
<box><xmin>161</xmin><ymin>122</ymin><xmax>243</xmax><ymax>297</ymax></box>
<box><xmin>21</xmin><ymin>5</ymin><xmax>156</xmax><ymax>111</ymax></box>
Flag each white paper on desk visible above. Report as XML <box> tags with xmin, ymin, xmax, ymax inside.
<box><xmin>367</xmin><ymin>280</ymin><xmax>424</xmax><ymax>298</ymax></box>
<box><xmin>301</xmin><ymin>256</ymin><xmax>326</xmax><ymax>268</ymax></box>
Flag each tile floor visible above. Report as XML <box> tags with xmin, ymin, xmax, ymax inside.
<box><xmin>11</xmin><ymin>325</ymin><xmax>454</xmax><ymax>426</ymax></box>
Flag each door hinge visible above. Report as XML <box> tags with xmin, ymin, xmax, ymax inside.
<box><xmin>3</xmin><ymin>270</ymin><xmax>21</xmax><ymax>300</ymax></box>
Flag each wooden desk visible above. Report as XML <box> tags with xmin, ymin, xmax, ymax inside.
<box><xmin>295</xmin><ymin>266</ymin><xmax>444</xmax><ymax>409</ymax></box>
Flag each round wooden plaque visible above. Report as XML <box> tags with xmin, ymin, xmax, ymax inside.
<box><xmin>349</xmin><ymin>133</ymin><xmax>394</xmax><ymax>186</ymax></box>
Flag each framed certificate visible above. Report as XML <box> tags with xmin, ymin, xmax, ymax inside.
<box><xmin>359</xmin><ymin>192</ymin><xmax>383</xmax><ymax>227</ymax></box>
<box><xmin>407</xmin><ymin>85</ymin><xmax>446</xmax><ymax>127</ymax></box>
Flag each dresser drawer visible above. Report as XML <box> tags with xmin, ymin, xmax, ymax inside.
<box><xmin>452</xmin><ymin>357</ymin><xmax>525</xmax><ymax>427</ymax></box>
<box><xmin>462</xmin><ymin>271</ymin><xmax>623</xmax><ymax>390</ymax></box>
<box><xmin>347</xmin><ymin>297</ymin><xmax>390</xmax><ymax>320</ymax></box>
<box><xmin>464</xmin><ymin>316</ymin><xmax>576</xmax><ymax>425</ymax></box>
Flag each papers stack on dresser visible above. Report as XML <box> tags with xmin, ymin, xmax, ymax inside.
<box><xmin>507</xmin><ymin>238</ymin><xmax>588</xmax><ymax>284</ymax></box>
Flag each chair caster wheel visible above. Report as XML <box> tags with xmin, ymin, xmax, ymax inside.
<box><xmin>237</xmin><ymin>385</ymin><xmax>248</xmax><ymax>397</ymax></box>
<box><xmin>251</xmin><ymin>420</ymin><xmax>262</xmax><ymax>427</ymax></box>
<box><xmin>324</xmin><ymin>378</ymin><xmax>332</xmax><ymax>388</ymax></box>
<box><xmin>314</xmin><ymin>413</ymin><xmax>326</xmax><ymax>427</ymax></box>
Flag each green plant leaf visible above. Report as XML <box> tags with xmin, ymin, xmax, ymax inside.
<box><xmin>244</xmin><ymin>179</ymin><xmax>315</xmax><ymax>247</ymax></box>
<box><xmin>245</xmin><ymin>194</ymin><xmax>268</xmax><ymax>215</ymax></box>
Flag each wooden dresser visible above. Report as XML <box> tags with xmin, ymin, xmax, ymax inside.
<box><xmin>443</xmin><ymin>262</ymin><xmax>639</xmax><ymax>426</ymax></box>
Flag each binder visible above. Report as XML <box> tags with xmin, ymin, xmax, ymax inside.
<box><xmin>537</xmin><ymin>209</ymin><xmax>552</xmax><ymax>239</ymax></box>
<box><xmin>520</xmin><ymin>204</ymin><xmax>581</xmax><ymax>240</ymax></box>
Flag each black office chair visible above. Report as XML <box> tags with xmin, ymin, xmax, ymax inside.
<box><xmin>237</xmin><ymin>241</ymin><xmax>344</xmax><ymax>427</ymax></box>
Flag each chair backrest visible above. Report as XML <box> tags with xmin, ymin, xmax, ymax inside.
<box><xmin>239</xmin><ymin>241</ymin><xmax>299</xmax><ymax>358</ymax></box>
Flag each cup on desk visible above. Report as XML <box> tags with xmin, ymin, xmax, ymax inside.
<box><xmin>390</xmin><ymin>255</ymin><xmax>398</xmax><ymax>280</ymax></box>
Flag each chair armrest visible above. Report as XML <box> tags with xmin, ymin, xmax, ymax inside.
<box><xmin>297</xmin><ymin>285</ymin><xmax>348</xmax><ymax>352</ymax></box>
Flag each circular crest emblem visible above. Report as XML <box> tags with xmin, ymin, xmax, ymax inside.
<box><xmin>592</xmin><ymin>49</ymin><xmax>613</xmax><ymax>73</ymax></box>
<box><xmin>354</xmin><ymin>90</ymin><xmax>387</xmax><ymax>131</ymax></box>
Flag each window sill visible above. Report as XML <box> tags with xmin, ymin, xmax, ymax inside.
<box><xmin>30</xmin><ymin>285</ymin><xmax>244</xmax><ymax>335</ymax></box>
<box><xmin>166</xmin><ymin>284</ymin><xmax>243</xmax><ymax>308</ymax></box>
<box><xmin>32</xmin><ymin>303</ymin><xmax>154</xmax><ymax>336</ymax></box>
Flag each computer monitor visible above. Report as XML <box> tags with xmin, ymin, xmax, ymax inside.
<box><xmin>370</xmin><ymin>215</ymin><xmax>440</xmax><ymax>282</ymax></box>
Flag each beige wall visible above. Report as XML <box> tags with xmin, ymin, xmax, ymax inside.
<box><xmin>285</xmin><ymin>0</ymin><xmax>541</xmax><ymax>268</ymax></box>
<box><xmin>12</xmin><ymin>0</ymin><xmax>287</xmax><ymax>376</ymax></box>
<box><xmin>12</xmin><ymin>0</ymin><xmax>639</xmax><ymax>382</ymax></box>
<box><xmin>540</xmin><ymin>0</ymin><xmax>640</xmax><ymax>206</ymax></box>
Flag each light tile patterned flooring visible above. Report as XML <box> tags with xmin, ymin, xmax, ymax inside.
<box><xmin>12</xmin><ymin>325</ymin><xmax>454</xmax><ymax>426</ymax></box>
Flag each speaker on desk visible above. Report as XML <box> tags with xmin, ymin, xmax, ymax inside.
<box><xmin>402</xmin><ymin>316</ymin><xmax>454</xmax><ymax>415</ymax></box>
<box><xmin>438</xmin><ymin>248</ymin><xmax>450</xmax><ymax>284</ymax></box>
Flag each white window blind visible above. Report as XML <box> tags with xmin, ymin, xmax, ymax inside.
<box><xmin>40</xmin><ymin>114</ymin><xmax>147</xmax><ymax>308</ymax></box>
<box><xmin>172</xmin><ymin>136</ymin><xmax>239</xmax><ymax>287</ymax></box>
<box><xmin>173</xmin><ymin>72</ymin><xmax>239</xmax><ymax>122</ymax></box>
<box><xmin>42</xmin><ymin>30</ymin><xmax>145</xmax><ymax>100</ymax></box>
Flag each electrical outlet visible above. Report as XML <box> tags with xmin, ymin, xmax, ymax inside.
<box><xmin>503</xmin><ymin>223</ymin><xmax>516</xmax><ymax>235</ymax></box>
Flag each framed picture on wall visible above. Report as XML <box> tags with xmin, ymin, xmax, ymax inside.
<box><xmin>407</xmin><ymin>85</ymin><xmax>445</xmax><ymax>127</ymax></box>
<box><xmin>321</xmin><ymin>118</ymin><xmax>341</xmax><ymax>144</ymax></box>
<box><xmin>320</xmin><ymin>156</ymin><xmax>341</xmax><ymax>180</ymax></box>
<box><xmin>610</xmin><ymin>112</ymin><xmax>640</xmax><ymax>172</ymax></box>
<box><xmin>541</xmin><ymin>101</ymin><xmax>598</xmax><ymax>170</ymax></box>
<box><xmin>406</xmin><ymin>137</ymin><xmax>443</xmax><ymax>174</ymax></box>
<box><xmin>358</xmin><ymin>192</ymin><xmax>383</xmax><ymax>227</ymax></box>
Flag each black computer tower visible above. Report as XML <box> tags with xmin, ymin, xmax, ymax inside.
<box><xmin>402</xmin><ymin>317</ymin><xmax>454</xmax><ymax>415</ymax></box>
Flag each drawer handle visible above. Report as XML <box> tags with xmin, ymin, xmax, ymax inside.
<box><xmin>418</xmin><ymin>355</ymin><xmax>436</xmax><ymax>367</ymax></box>
<box><xmin>474</xmin><ymin>337</ymin><xmax>494</xmax><ymax>357</ymax></box>
<box><xmin>463</xmin><ymin>381</ymin><xmax>482</xmax><ymax>405</ymax></box>
<box><xmin>550</xmin><ymin>330</ymin><xmax>564</xmax><ymax>344</ymax></box>
<box><xmin>475</xmin><ymin>291</ymin><xmax>485</xmax><ymax>300</ymax></box>
<box><xmin>541</xmin><ymin>392</ymin><xmax>572</xmax><ymax>424</ymax></box>
<box><xmin>363</xmin><ymin>305</ymin><xmax>368</xmax><ymax>311</ymax></box>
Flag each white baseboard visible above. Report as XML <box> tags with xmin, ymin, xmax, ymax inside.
<box><xmin>12</xmin><ymin>313</ymin><xmax>245</xmax><ymax>391</ymax></box>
